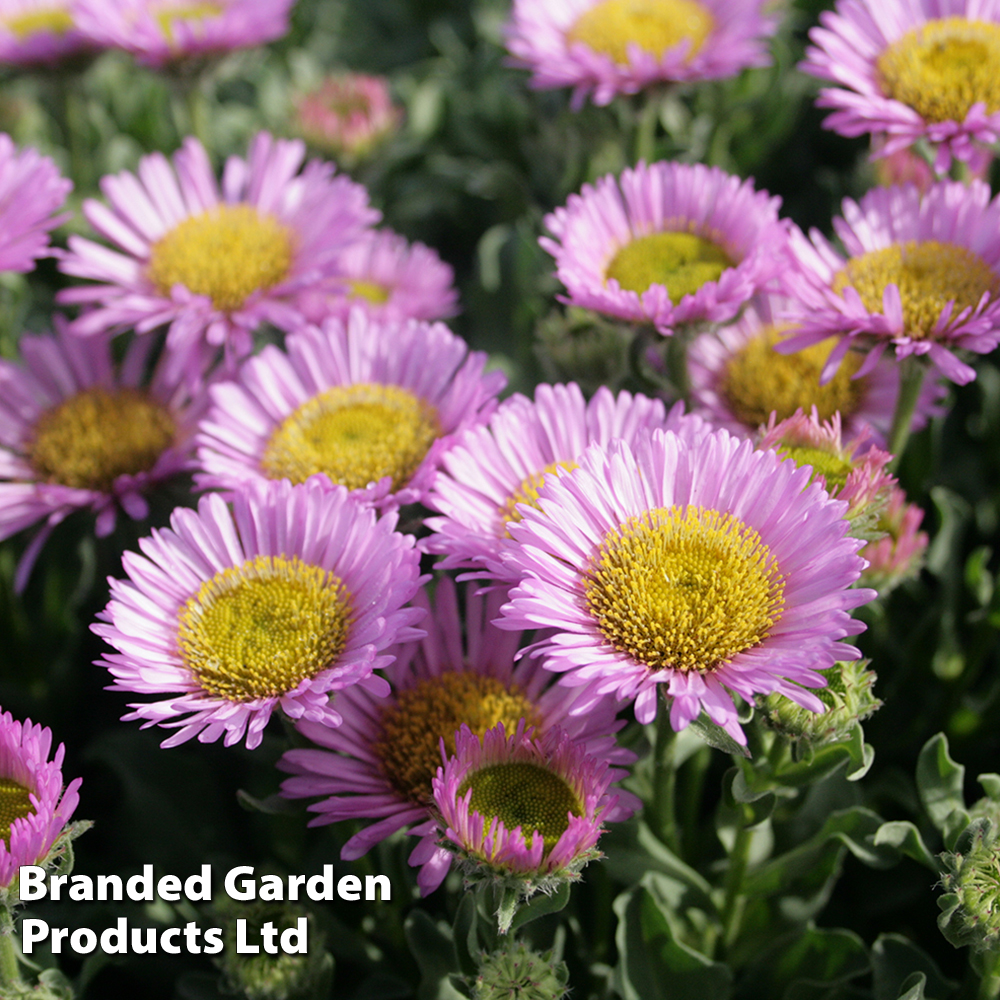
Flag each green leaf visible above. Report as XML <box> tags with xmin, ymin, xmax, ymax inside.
<box><xmin>508</xmin><ymin>881</ymin><xmax>572</xmax><ymax>934</ymax></box>
<box><xmin>404</xmin><ymin>910</ymin><xmax>465</xmax><ymax>1000</ymax></box>
<box><xmin>870</xmin><ymin>934</ymin><xmax>957</xmax><ymax>1000</ymax></box>
<box><xmin>916</xmin><ymin>734</ymin><xmax>966</xmax><ymax>832</ymax></box>
<box><xmin>978</xmin><ymin>774</ymin><xmax>1000</xmax><ymax>801</ymax></box>
<box><xmin>452</xmin><ymin>892</ymin><xmax>480</xmax><ymax>980</ymax></box>
<box><xmin>613</xmin><ymin>880</ymin><xmax>733</xmax><ymax>1000</ymax></box>
<box><xmin>689</xmin><ymin>713</ymin><xmax>752</xmax><ymax>758</ymax></box>
<box><xmin>871</xmin><ymin>822</ymin><xmax>940</xmax><ymax>872</ymax></box>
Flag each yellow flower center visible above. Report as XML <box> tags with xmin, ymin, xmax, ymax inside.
<box><xmin>374</xmin><ymin>672</ymin><xmax>542</xmax><ymax>806</ymax></box>
<box><xmin>3</xmin><ymin>9</ymin><xmax>73</xmax><ymax>38</ymax></box>
<box><xmin>460</xmin><ymin>762</ymin><xmax>583</xmax><ymax>854</ymax></box>
<box><xmin>147</xmin><ymin>204</ymin><xmax>293</xmax><ymax>312</ymax></box>
<box><xmin>26</xmin><ymin>387</ymin><xmax>176</xmax><ymax>492</ymax></box>
<box><xmin>0</xmin><ymin>777</ymin><xmax>34</xmax><ymax>847</ymax></box>
<box><xmin>876</xmin><ymin>17</ymin><xmax>1000</xmax><ymax>123</ymax></box>
<box><xmin>719</xmin><ymin>328</ymin><xmax>865</xmax><ymax>429</ymax></box>
<box><xmin>349</xmin><ymin>279</ymin><xmax>390</xmax><ymax>305</ymax></box>
<box><xmin>567</xmin><ymin>0</ymin><xmax>713</xmax><ymax>66</ymax></box>
<box><xmin>155</xmin><ymin>2</ymin><xmax>223</xmax><ymax>43</ymax></box>
<box><xmin>606</xmin><ymin>231</ymin><xmax>733</xmax><ymax>301</ymax></box>
<box><xmin>498</xmin><ymin>461</ymin><xmax>580</xmax><ymax>533</ymax></box>
<box><xmin>777</xmin><ymin>445</ymin><xmax>853</xmax><ymax>494</ymax></box>
<box><xmin>831</xmin><ymin>240</ymin><xmax>1000</xmax><ymax>341</ymax></box>
<box><xmin>260</xmin><ymin>383</ymin><xmax>441</xmax><ymax>492</ymax></box>
<box><xmin>586</xmin><ymin>505</ymin><xmax>785</xmax><ymax>673</ymax></box>
<box><xmin>176</xmin><ymin>554</ymin><xmax>352</xmax><ymax>702</ymax></box>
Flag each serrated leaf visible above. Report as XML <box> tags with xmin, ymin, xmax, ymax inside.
<box><xmin>872</xmin><ymin>822</ymin><xmax>940</xmax><ymax>872</ymax></box>
<box><xmin>917</xmin><ymin>734</ymin><xmax>966</xmax><ymax>832</ymax></box>
<box><xmin>871</xmin><ymin>934</ymin><xmax>957</xmax><ymax>1000</ymax></box>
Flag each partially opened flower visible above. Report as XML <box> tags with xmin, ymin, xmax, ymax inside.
<box><xmin>416</xmin><ymin>721</ymin><xmax>630</xmax><ymax>923</ymax></box>
<box><xmin>0</xmin><ymin>133</ymin><xmax>71</xmax><ymax>274</ymax></box>
<box><xmin>498</xmin><ymin>427</ymin><xmax>876</xmax><ymax>744</ymax></box>
<box><xmin>295</xmin><ymin>228</ymin><xmax>458</xmax><ymax>326</ymax></box>
<box><xmin>859</xmin><ymin>484</ymin><xmax>928</xmax><ymax>595</ymax></box>
<box><xmin>687</xmin><ymin>294</ymin><xmax>944</xmax><ymax>444</ymax></box>
<box><xmin>194</xmin><ymin>309</ymin><xmax>504</xmax><ymax>510</ymax></box>
<box><xmin>294</xmin><ymin>73</ymin><xmax>402</xmax><ymax>165</ymax></box>
<box><xmin>93</xmin><ymin>477</ymin><xmax>425</xmax><ymax>749</ymax></box>
<box><xmin>541</xmin><ymin>161</ymin><xmax>787</xmax><ymax>335</ymax></box>
<box><xmin>58</xmin><ymin>132</ymin><xmax>377</xmax><ymax>367</ymax></box>
<box><xmin>505</xmin><ymin>0</ymin><xmax>777</xmax><ymax>108</ymax></box>
<box><xmin>280</xmin><ymin>579</ymin><xmax>633</xmax><ymax>895</ymax></box>
<box><xmin>778</xmin><ymin>181</ymin><xmax>1000</xmax><ymax>385</ymax></box>
<box><xmin>0</xmin><ymin>708</ymin><xmax>82</xmax><ymax>893</ymax></box>
<box><xmin>0</xmin><ymin>0</ymin><xmax>93</xmax><ymax>65</ymax></box>
<box><xmin>74</xmin><ymin>0</ymin><xmax>293</xmax><ymax>68</ymax></box>
<box><xmin>801</xmin><ymin>0</ymin><xmax>1000</xmax><ymax>173</ymax></box>
<box><xmin>424</xmin><ymin>383</ymin><xmax>701</xmax><ymax>582</ymax></box>
<box><xmin>0</xmin><ymin>322</ymin><xmax>205</xmax><ymax>591</ymax></box>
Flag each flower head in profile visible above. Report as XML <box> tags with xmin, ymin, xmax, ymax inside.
<box><xmin>757</xmin><ymin>408</ymin><xmax>895</xmax><ymax>538</ymax></box>
<box><xmin>778</xmin><ymin>181</ymin><xmax>1000</xmax><ymax>385</ymax></box>
<box><xmin>58</xmin><ymin>132</ymin><xmax>377</xmax><ymax>367</ymax></box>
<box><xmin>0</xmin><ymin>133</ymin><xmax>71</xmax><ymax>274</ymax></box>
<box><xmin>279</xmin><ymin>578</ymin><xmax>634</xmax><ymax>897</ymax></box>
<box><xmin>425</xmin><ymin>383</ymin><xmax>701</xmax><ymax>583</ymax></box>
<box><xmin>93</xmin><ymin>477</ymin><xmax>425</xmax><ymax>750</ymax></box>
<box><xmin>687</xmin><ymin>294</ymin><xmax>944</xmax><ymax>445</ymax></box>
<box><xmin>0</xmin><ymin>322</ymin><xmax>205</xmax><ymax>591</ymax></box>
<box><xmin>801</xmin><ymin>0</ymin><xmax>1000</xmax><ymax>174</ymax></box>
<box><xmin>0</xmin><ymin>708</ymin><xmax>82</xmax><ymax>894</ymax></box>
<box><xmin>541</xmin><ymin>161</ymin><xmax>787</xmax><ymax>336</ymax></box>
<box><xmin>294</xmin><ymin>73</ymin><xmax>402</xmax><ymax>165</ymax></box>
<box><xmin>419</xmin><ymin>721</ymin><xmax>630</xmax><ymax>926</ymax></box>
<box><xmin>74</xmin><ymin>0</ymin><xmax>293</xmax><ymax>68</ymax></box>
<box><xmin>505</xmin><ymin>0</ymin><xmax>777</xmax><ymax>108</ymax></box>
<box><xmin>497</xmin><ymin>427</ymin><xmax>876</xmax><ymax>744</ymax></box>
<box><xmin>0</xmin><ymin>0</ymin><xmax>94</xmax><ymax>65</ymax></box>
<box><xmin>295</xmin><ymin>228</ymin><xmax>458</xmax><ymax>326</ymax></box>
<box><xmin>195</xmin><ymin>308</ymin><xmax>504</xmax><ymax>511</ymax></box>
<box><xmin>859</xmin><ymin>484</ymin><xmax>928</xmax><ymax>595</ymax></box>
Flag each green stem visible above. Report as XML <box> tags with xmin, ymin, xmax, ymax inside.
<box><xmin>887</xmin><ymin>355</ymin><xmax>926</xmax><ymax>468</ymax></box>
<box><xmin>652</xmin><ymin>709</ymin><xmax>680</xmax><ymax>854</ymax></box>
<box><xmin>666</xmin><ymin>327</ymin><xmax>693</xmax><ymax>404</ymax></box>
<box><xmin>634</xmin><ymin>92</ymin><xmax>660</xmax><ymax>165</ymax></box>
<box><xmin>0</xmin><ymin>905</ymin><xmax>25</xmax><ymax>991</ymax></box>
<box><xmin>720</xmin><ymin>814</ymin><xmax>754</xmax><ymax>953</ymax></box>
<box><xmin>977</xmin><ymin>951</ymin><xmax>1000</xmax><ymax>1000</ymax></box>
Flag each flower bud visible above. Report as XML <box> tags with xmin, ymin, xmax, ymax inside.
<box><xmin>938</xmin><ymin>820</ymin><xmax>1000</xmax><ymax>952</ymax></box>
<box><xmin>473</xmin><ymin>941</ymin><xmax>570</xmax><ymax>1000</ymax></box>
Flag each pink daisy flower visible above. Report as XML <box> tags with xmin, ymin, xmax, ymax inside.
<box><xmin>0</xmin><ymin>1</ymin><xmax>93</xmax><ymax>65</ymax></box>
<box><xmin>295</xmin><ymin>228</ymin><xmax>459</xmax><ymax>326</ymax></box>
<box><xmin>194</xmin><ymin>308</ymin><xmax>505</xmax><ymax>511</ymax></box>
<box><xmin>57</xmin><ymin>132</ymin><xmax>378</xmax><ymax>367</ymax></box>
<box><xmin>687</xmin><ymin>294</ymin><xmax>945</xmax><ymax>444</ymax></box>
<box><xmin>541</xmin><ymin>161</ymin><xmax>788</xmax><ymax>335</ymax></box>
<box><xmin>0</xmin><ymin>322</ymin><xmax>206</xmax><ymax>592</ymax></box>
<box><xmin>801</xmin><ymin>0</ymin><xmax>1000</xmax><ymax>174</ymax></box>
<box><xmin>414</xmin><ymin>721</ymin><xmax>631</xmax><ymax>915</ymax></box>
<box><xmin>279</xmin><ymin>577</ymin><xmax>634</xmax><ymax>896</ymax></box>
<box><xmin>777</xmin><ymin>181</ymin><xmax>1000</xmax><ymax>385</ymax></box>
<box><xmin>73</xmin><ymin>0</ymin><xmax>293</xmax><ymax>68</ymax></box>
<box><xmin>859</xmin><ymin>484</ymin><xmax>928</xmax><ymax>594</ymax></box>
<box><xmin>0</xmin><ymin>133</ymin><xmax>71</xmax><ymax>274</ymax></box>
<box><xmin>424</xmin><ymin>382</ymin><xmax>703</xmax><ymax>582</ymax></box>
<box><xmin>294</xmin><ymin>73</ymin><xmax>403</xmax><ymax>165</ymax></box>
<box><xmin>0</xmin><ymin>707</ymin><xmax>82</xmax><ymax>892</ymax></box>
<box><xmin>505</xmin><ymin>0</ymin><xmax>777</xmax><ymax>109</ymax></box>
<box><xmin>497</xmin><ymin>427</ymin><xmax>876</xmax><ymax>745</ymax></box>
<box><xmin>93</xmin><ymin>476</ymin><xmax>425</xmax><ymax>750</ymax></box>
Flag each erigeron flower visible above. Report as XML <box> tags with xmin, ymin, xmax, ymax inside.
<box><xmin>0</xmin><ymin>0</ymin><xmax>93</xmax><ymax>65</ymax></box>
<box><xmin>73</xmin><ymin>0</ymin><xmax>293</xmax><ymax>68</ymax></box>
<box><xmin>279</xmin><ymin>578</ymin><xmax>634</xmax><ymax>897</ymax></box>
<box><xmin>497</xmin><ymin>427</ymin><xmax>876</xmax><ymax>744</ymax></box>
<box><xmin>58</xmin><ymin>132</ymin><xmax>377</xmax><ymax>367</ymax></box>
<box><xmin>505</xmin><ymin>0</ymin><xmax>777</xmax><ymax>109</ymax></box>
<box><xmin>0</xmin><ymin>708</ymin><xmax>82</xmax><ymax>894</ymax></box>
<box><xmin>800</xmin><ymin>0</ymin><xmax>1000</xmax><ymax>174</ymax></box>
<box><xmin>0</xmin><ymin>322</ymin><xmax>204</xmax><ymax>591</ymax></box>
<box><xmin>778</xmin><ymin>181</ymin><xmax>1000</xmax><ymax>385</ymax></box>
<box><xmin>0</xmin><ymin>133</ymin><xmax>71</xmax><ymax>273</ymax></box>
<box><xmin>295</xmin><ymin>228</ymin><xmax>458</xmax><ymax>326</ymax></box>
<box><xmin>687</xmin><ymin>294</ymin><xmax>944</xmax><ymax>444</ymax></box>
<box><xmin>424</xmin><ymin>382</ymin><xmax>698</xmax><ymax>583</ymax></box>
<box><xmin>859</xmin><ymin>484</ymin><xmax>928</xmax><ymax>595</ymax></box>
<box><xmin>194</xmin><ymin>308</ymin><xmax>504</xmax><ymax>511</ymax></box>
<box><xmin>93</xmin><ymin>477</ymin><xmax>425</xmax><ymax>750</ymax></box>
<box><xmin>541</xmin><ymin>161</ymin><xmax>788</xmax><ymax>336</ymax></box>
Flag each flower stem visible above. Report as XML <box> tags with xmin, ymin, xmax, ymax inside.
<box><xmin>721</xmin><ymin>812</ymin><xmax>754</xmax><ymax>952</ymax></box>
<box><xmin>666</xmin><ymin>328</ymin><xmax>693</xmax><ymax>405</ymax></box>
<box><xmin>651</xmin><ymin>709</ymin><xmax>680</xmax><ymax>854</ymax></box>
<box><xmin>0</xmin><ymin>905</ymin><xmax>25</xmax><ymax>991</ymax></box>
<box><xmin>634</xmin><ymin>93</ymin><xmax>660</xmax><ymax>165</ymax></box>
<box><xmin>887</xmin><ymin>355</ymin><xmax>926</xmax><ymax>467</ymax></box>
<box><xmin>978</xmin><ymin>951</ymin><xmax>1000</xmax><ymax>1000</ymax></box>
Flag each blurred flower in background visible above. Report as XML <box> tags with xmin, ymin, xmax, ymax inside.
<box><xmin>0</xmin><ymin>0</ymin><xmax>95</xmax><ymax>66</ymax></box>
